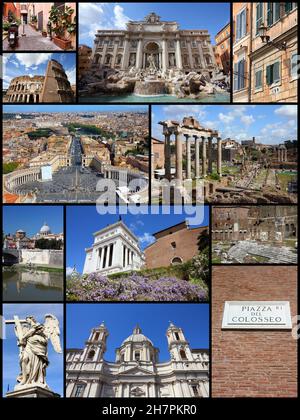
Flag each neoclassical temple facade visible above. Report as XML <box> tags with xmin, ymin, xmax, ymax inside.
<box><xmin>83</xmin><ymin>220</ymin><xmax>145</xmax><ymax>276</ymax></box>
<box><xmin>66</xmin><ymin>322</ymin><xmax>210</xmax><ymax>398</ymax></box>
<box><xmin>91</xmin><ymin>12</ymin><xmax>217</xmax><ymax>75</ymax></box>
<box><xmin>4</xmin><ymin>60</ymin><xmax>75</xmax><ymax>103</ymax></box>
<box><xmin>158</xmin><ymin>116</ymin><xmax>222</xmax><ymax>181</ymax></box>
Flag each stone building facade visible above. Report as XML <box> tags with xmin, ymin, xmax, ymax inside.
<box><xmin>212</xmin><ymin>266</ymin><xmax>297</xmax><ymax>397</ymax></box>
<box><xmin>4</xmin><ymin>59</ymin><xmax>75</xmax><ymax>103</ymax></box>
<box><xmin>79</xmin><ymin>44</ymin><xmax>92</xmax><ymax>79</ymax></box>
<box><xmin>214</xmin><ymin>22</ymin><xmax>231</xmax><ymax>75</ymax></box>
<box><xmin>212</xmin><ymin>205</ymin><xmax>297</xmax><ymax>242</ymax></box>
<box><xmin>83</xmin><ymin>220</ymin><xmax>145</xmax><ymax>276</ymax></box>
<box><xmin>233</xmin><ymin>2</ymin><xmax>298</xmax><ymax>102</ymax></box>
<box><xmin>66</xmin><ymin>322</ymin><xmax>209</xmax><ymax>398</ymax></box>
<box><xmin>144</xmin><ymin>221</ymin><xmax>207</xmax><ymax>269</ymax></box>
<box><xmin>91</xmin><ymin>12</ymin><xmax>217</xmax><ymax>76</ymax></box>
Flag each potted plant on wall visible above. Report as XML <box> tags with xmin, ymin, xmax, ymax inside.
<box><xmin>48</xmin><ymin>5</ymin><xmax>76</xmax><ymax>50</ymax></box>
<box><xmin>30</xmin><ymin>15</ymin><xmax>37</xmax><ymax>30</ymax></box>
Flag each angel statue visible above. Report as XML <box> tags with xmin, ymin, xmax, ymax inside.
<box><xmin>5</xmin><ymin>314</ymin><xmax>62</xmax><ymax>391</ymax></box>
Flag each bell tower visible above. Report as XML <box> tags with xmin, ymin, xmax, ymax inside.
<box><xmin>82</xmin><ymin>321</ymin><xmax>108</xmax><ymax>362</ymax></box>
<box><xmin>166</xmin><ymin>322</ymin><xmax>193</xmax><ymax>361</ymax></box>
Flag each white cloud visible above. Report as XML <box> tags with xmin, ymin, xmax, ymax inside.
<box><xmin>138</xmin><ymin>232</ymin><xmax>155</xmax><ymax>247</ymax></box>
<box><xmin>274</xmin><ymin>105</ymin><xmax>297</xmax><ymax>117</ymax></box>
<box><xmin>66</xmin><ymin>267</ymin><xmax>74</xmax><ymax>276</ymax></box>
<box><xmin>241</xmin><ymin>114</ymin><xmax>255</xmax><ymax>126</ymax></box>
<box><xmin>66</xmin><ymin>66</ymin><xmax>76</xmax><ymax>84</ymax></box>
<box><xmin>218</xmin><ymin>112</ymin><xmax>234</xmax><ymax>124</ymax></box>
<box><xmin>15</xmin><ymin>53</ymin><xmax>53</xmax><ymax>69</ymax></box>
<box><xmin>113</xmin><ymin>5</ymin><xmax>130</xmax><ymax>29</ymax></box>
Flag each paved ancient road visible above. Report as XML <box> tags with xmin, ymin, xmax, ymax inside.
<box><xmin>3</xmin><ymin>24</ymin><xmax>62</xmax><ymax>51</ymax></box>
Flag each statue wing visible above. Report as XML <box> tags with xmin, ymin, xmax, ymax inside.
<box><xmin>44</xmin><ymin>314</ymin><xmax>62</xmax><ymax>353</ymax></box>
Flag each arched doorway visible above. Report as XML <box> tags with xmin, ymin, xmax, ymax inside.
<box><xmin>143</xmin><ymin>42</ymin><xmax>161</xmax><ymax>69</ymax></box>
<box><xmin>171</xmin><ymin>256</ymin><xmax>183</xmax><ymax>265</ymax></box>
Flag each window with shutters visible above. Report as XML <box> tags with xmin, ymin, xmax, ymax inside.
<box><xmin>266</xmin><ymin>61</ymin><xmax>280</xmax><ymax>85</ymax></box>
<box><xmin>74</xmin><ymin>384</ymin><xmax>85</xmax><ymax>398</ymax></box>
<box><xmin>267</xmin><ymin>3</ymin><xmax>280</xmax><ymax>26</ymax></box>
<box><xmin>256</xmin><ymin>3</ymin><xmax>264</xmax><ymax>34</ymax></box>
<box><xmin>255</xmin><ymin>69</ymin><xmax>263</xmax><ymax>90</ymax></box>
<box><xmin>236</xmin><ymin>8</ymin><xmax>247</xmax><ymax>41</ymax></box>
<box><xmin>290</xmin><ymin>53</ymin><xmax>298</xmax><ymax>80</ymax></box>
<box><xmin>285</xmin><ymin>3</ymin><xmax>296</xmax><ymax>14</ymax></box>
<box><xmin>233</xmin><ymin>59</ymin><xmax>246</xmax><ymax>91</ymax></box>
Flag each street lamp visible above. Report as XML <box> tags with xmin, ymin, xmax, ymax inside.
<box><xmin>258</xmin><ymin>23</ymin><xmax>287</xmax><ymax>50</ymax></box>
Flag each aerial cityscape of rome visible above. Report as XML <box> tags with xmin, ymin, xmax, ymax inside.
<box><xmin>3</xmin><ymin>105</ymin><xmax>149</xmax><ymax>203</ymax></box>
<box><xmin>78</xmin><ymin>3</ymin><xmax>230</xmax><ymax>103</ymax></box>
<box><xmin>151</xmin><ymin>104</ymin><xmax>298</xmax><ymax>204</ymax></box>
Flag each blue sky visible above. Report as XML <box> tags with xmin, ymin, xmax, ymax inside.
<box><xmin>3</xmin><ymin>205</ymin><xmax>63</xmax><ymax>237</ymax></box>
<box><xmin>152</xmin><ymin>104</ymin><xmax>297</xmax><ymax>145</ymax></box>
<box><xmin>2</xmin><ymin>304</ymin><xmax>64</xmax><ymax>397</ymax></box>
<box><xmin>3</xmin><ymin>53</ymin><xmax>76</xmax><ymax>89</ymax></box>
<box><xmin>3</xmin><ymin>104</ymin><xmax>148</xmax><ymax>113</ymax></box>
<box><xmin>79</xmin><ymin>2</ymin><xmax>230</xmax><ymax>47</ymax></box>
<box><xmin>67</xmin><ymin>303</ymin><xmax>209</xmax><ymax>362</ymax></box>
<box><xmin>66</xmin><ymin>205</ymin><xmax>209</xmax><ymax>274</ymax></box>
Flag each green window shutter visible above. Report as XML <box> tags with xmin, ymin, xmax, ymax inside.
<box><xmin>267</xmin><ymin>2</ymin><xmax>273</xmax><ymax>26</ymax></box>
<box><xmin>240</xmin><ymin>59</ymin><xmax>245</xmax><ymax>89</ymax></box>
<box><xmin>233</xmin><ymin>63</ymin><xmax>238</xmax><ymax>91</ymax></box>
<box><xmin>266</xmin><ymin>65</ymin><xmax>271</xmax><ymax>85</ymax></box>
<box><xmin>291</xmin><ymin>53</ymin><xmax>297</xmax><ymax>78</ymax></box>
<box><xmin>274</xmin><ymin>2</ymin><xmax>280</xmax><ymax>21</ymax></box>
<box><xmin>256</xmin><ymin>3</ymin><xmax>262</xmax><ymax>34</ymax></box>
<box><xmin>285</xmin><ymin>3</ymin><xmax>292</xmax><ymax>14</ymax></box>
<box><xmin>273</xmin><ymin>61</ymin><xmax>280</xmax><ymax>82</ymax></box>
<box><xmin>255</xmin><ymin>70</ymin><xmax>262</xmax><ymax>88</ymax></box>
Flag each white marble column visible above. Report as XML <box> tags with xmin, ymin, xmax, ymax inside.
<box><xmin>164</xmin><ymin>133</ymin><xmax>171</xmax><ymax>181</ymax></box>
<box><xmin>176</xmin><ymin>39</ymin><xmax>183</xmax><ymax>69</ymax></box>
<box><xmin>100</xmin><ymin>42</ymin><xmax>108</xmax><ymax>65</ymax></box>
<box><xmin>207</xmin><ymin>137</ymin><xmax>213</xmax><ymax>174</ymax></box>
<box><xmin>136</xmin><ymin>38</ymin><xmax>143</xmax><ymax>69</ymax></box>
<box><xmin>121</xmin><ymin>37</ymin><xmax>130</xmax><ymax>70</ymax></box>
<box><xmin>217</xmin><ymin>137</ymin><xmax>222</xmax><ymax>176</ymax></box>
<box><xmin>162</xmin><ymin>38</ymin><xmax>167</xmax><ymax>71</ymax></box>
<box><xmin>198</xmin><ymin>42</ymin><xmax>206</xmax><ymax>68</ymax></box>
<box><xmin>175</xmin><ymin>132</ymin><xmax>182</xmax><ymax>182</ymax></box>
<box><xmin>185</xmin><ymin>135</ymin><xmax>192</xmax><ymax>180</ymax></box>
<box><xmin>187</xmin><ymin>40</ymin><xmax>194</xmax><ymax>69</ymax></box>
<box><xmin>195</xmin><ymin>135</ymin><xmax>200</xmax><ymax>178</ymax></box>
<box><xmin>202</xmin><ymin>136</ymin><xmax>207</xmax><ymax>177</ymax></box>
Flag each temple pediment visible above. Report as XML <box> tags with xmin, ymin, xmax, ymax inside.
<box><xmin>118</xmin><ymin>366</ymin><xmax>155</xmax><ymax>376</ymax></box>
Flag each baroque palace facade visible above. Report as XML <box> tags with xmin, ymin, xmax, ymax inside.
<box><xmin>91</xmin><ymin>12</ymin><xmax>217</xmax><ymax>76</ymax></box>
<box><xmin>66</xmin><ymin>323</ymin><xmax>209</xmax><ymax>398</ymax></box>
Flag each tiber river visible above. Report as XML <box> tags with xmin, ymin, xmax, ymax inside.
<box><xmin>3</xmin><ymin>269</ymin><xmax>63</xmax><ymax>301</ymax></box>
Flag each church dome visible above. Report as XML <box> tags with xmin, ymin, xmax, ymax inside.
<box><xmin>40</xmin><ymin>222</ymin><xmax>51</xmax><ymax>234</ymax></box>
<box><xmin>121</xmin><ymin>326</ymin><xmax>153</xmax><ymax>346</ymax></box>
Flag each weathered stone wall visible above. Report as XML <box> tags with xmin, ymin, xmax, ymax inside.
<box><xmin>212</xmin><ymin>266</ymin><xmax>297</xmax><ymax>397</ymax></box>
<box><xmin>20</xmin><ymin>249</ymin><xmax>63</xmax><ymax>267</ymax></box>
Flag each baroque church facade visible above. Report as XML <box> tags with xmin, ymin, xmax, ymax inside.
<box><xmin>91</xmin><ymin>12</ymin><xmax>217</xmax><ymax>76</ymax></box>
<box><xmin>66</xmin><ymin>322</ymin><xmax>209</xmax><ymax>398</ymax></box>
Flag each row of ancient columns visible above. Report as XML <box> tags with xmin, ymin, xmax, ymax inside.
<box><xmin>10</xmin><ymin>171</ymin><xmax>40</xmax><ymax>190</ymax></box>
<box><xmin>164</xmin><ymin>132</ymin><xmax>222</xmax><ymax>181</ymax></box>
<box><xmin>97</xmin><ymin>243</ymin><xmax>114</xmax><ymax>270</ymax></box>
<box><xmin>7</xmin><ymin>93</ymin><xmax>39</xmax><ymax>102</ymax></box>
<box><xmin>277</xmin><ymin>148</ymin><xmax>287</xmax><ymax>162</ymax></box>
<box><xmin>123</xmin><ymin>245</ymin><xmax>134</xmax><ymax>268</ymax></box>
